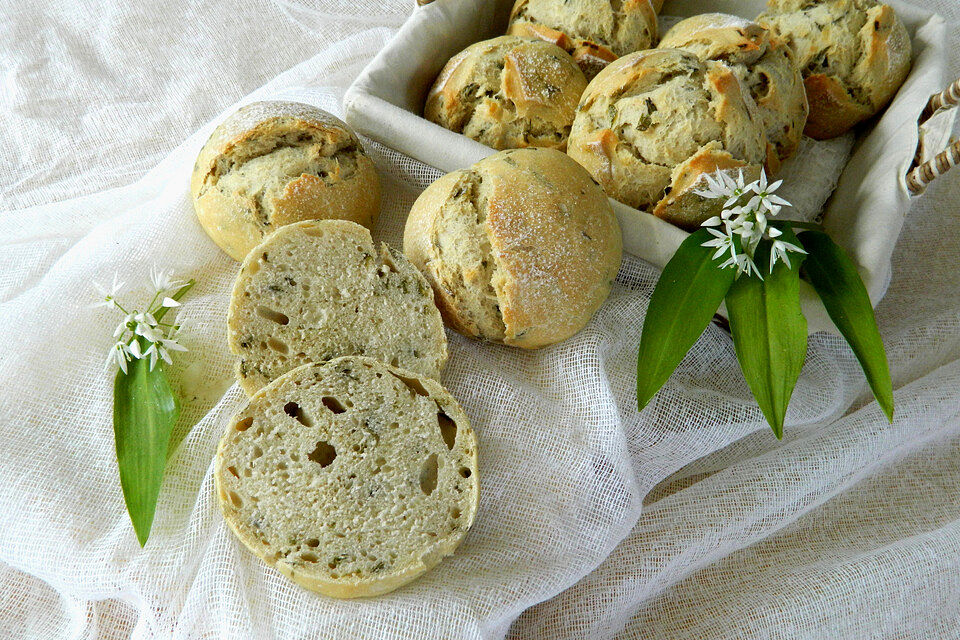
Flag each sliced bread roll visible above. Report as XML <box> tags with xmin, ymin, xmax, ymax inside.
<box><xmin>215</xmin><ymin>357</ymin><xmax>479</xmax><ymax>598</ymax></box>
<box><xmin>228</xmin><ymin>219</ymin><xmax>447</xmax><ymax>395</ymax></box>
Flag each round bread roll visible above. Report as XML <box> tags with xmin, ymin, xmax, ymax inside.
<box><xmin>425</xmin><ymin>36</ymin><xmax>587</xmax><ymax>151</ymax></box>
<box><xmin>192</xmin><ymin>101</ymin><xmax>381</xmax><ymax>261</ymax></box>
<box><xmin>757</xmin><ymin>0</ymin><xmax>912</xmax><ymax>140</ymax></box>
<box><xmin>659</xmin><ymin>13</ymin><xmax>809</xmax><ymax>166</ymax></box>
<box><xmin>404</xmin><ymin>148</ymin><xmax>621</xmax><ymax>349</ymax></box>
<box><xmin>507</xmin><ymin>0</ymin><xmax>661</xmax><ymax>79</ymax></box>
<box><xmin>215</xmin><ymin>356</ymin><xmax>479</xmax><ymax>598</ymax></box>
<box><xmin>566</xmin><ymin>49</ymin><xmax>768</xmax><ymax>229</ymax></box>
<box><xmin>229</xmin><ymin>219</ymin><xmax>447</xmax><ymax>396</ymax></box>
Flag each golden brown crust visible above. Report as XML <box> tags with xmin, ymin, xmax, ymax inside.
<box><xmin>659</xmin><ymin>13</ymin><xmax>809</xmax><ymax>163</ymax></box>
<box><xmin>653</xmin><ymin>145</ymin><xmax>761</xmax><ymax>228</ymax></box>
<box><xmin>404</xmin><ymin>149</ymin><xmax>622</xmax><ymax>349</ymax></box>
<box><xmin>424</xmin><ymin>36</ymin><xmax>586</xmax><ymax>151</ymax></box>
<box><xmin>191</xmin><ymin>101</ymin><xmax>381</xmax><ymax>261</ymax></box>
<box><xmin>567</xmin><ymin>49</ymin><xmax>767</xmax><ymax>224</ymax></box>
<box><xmin>507</xmin><ymin>0</ymin><xmax>659</xmax><ymax>79</ymax></box>
<box><xmin>802</xmin><ymin>73</ymin><xmax>874</xmax><ymax>139</ymax></box>
<box><xmin>758</xmin><ymin>0</ymin><xmax>911</xmax><ymax>138</ymax></box>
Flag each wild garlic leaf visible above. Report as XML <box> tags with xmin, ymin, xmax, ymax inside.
<box><xmin>798</xmin><ymin>230</ymin><xmax>893</xmax><ymax>421</ymax></box>
<box><xmin>637</xmin><ymin>228</ymin><xmax>737</xmax><ymax>410</ymax></box>
<box><xmin>113</xmin><ymin>338</ymin><xmax>180</xmax><ymax>547</ymax></box>
<box><xmin>726</xmin><ymin>229</ymin><xmax>807</xmax><ymax>438</ymax></box>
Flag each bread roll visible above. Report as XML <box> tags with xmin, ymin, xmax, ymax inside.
<box><xmin>425</xmin><ymin>36</ymin><xmax>587</xmax><ymax>151</ymax></box>
<box><xmin>404</xmin><ymin>148</ymin><xmax>621</xmax><ymax>349</ymax></box>
<box><xmin>192</xmin><ymin>101</ymin><xmax>381</xmax><ymax>260</ymax></box>
<box><xmin>566</xmin><ymin>49</ymin><xmax>768</xmax><ymax>228</ymax></box>
<box><xmin>215</xmin><ymin>357</ymin><xmax>479</xmax><ymax>598</ymax></box>
<box><xmin>660</xmin><ymin>13</ymin><xmax>809</xmax><ymax>166</ymax></box>
<box><xmin>757</xmin><ymin>0</ymin><xmax>911</xmax><ymax>139</ymax></box>
<box><xmin>508</xmin><ymin>0</ymin><xmax>660</xmax><ymax>79</ymax></box>
<box><xmin>228</xmin><ymin>220</ymin><xmax>447</xmax><ymax>395</ymax></box>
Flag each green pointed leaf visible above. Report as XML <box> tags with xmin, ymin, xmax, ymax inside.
<box><xmin>637</xmin><ymin>228</ymin><xmax>738</xmax><ymax>409</ymax></box>
<box><xmin>726</xmin><ymin>230</ymin><xmax>807</xmax><ymax>438</ymax></box>
<box><xmin>798</xmin><ymin>230</ymin><xmax>893</xmax><ymax>421</ymax></box>
<box><xmin>113</xmin><ymin>343</ymin><xmax>180</xmax><ymax>546</ymax></box>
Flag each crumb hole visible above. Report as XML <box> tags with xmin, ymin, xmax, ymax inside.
<box><xmin>419</xmin><ymin>454</ymin><xmax>439</xmax><ymax>495</ymax></box>
<box><xmin>459</xmin><ymin>467</ymin><xmax>471</xmax><ymax>478</ymax></box>
<box><xmin>228</xmin><ymin>491</ymin><xmax>243</xmax><ymax>507</ymax></box>
<box><xmin>308</xmin><ymin>441</ymin><xmax>337</xmax><ymax>468</ymax></box>
<box><xmin>451</xmin><ymin>508</ymin><xmax>461</xmax><ymax>519</ymax></box>
<box><xmin>283</xmin><ymin>401</ymin><xmax>312</xmax><ymax>426</ymax></box>
<box><xmin>396</xmin><ymin>374</ymin><xmax>429</xmax><ymax>397</ymax></box>
<box><xmin>438</xmin><ymin>411</ymin><xmax>457</xmax><ymax>450</ymax></box>
<box><xmin>227</xmin><ymin>466</ymin><xmax>239</xmax><ymax>478</ymax></box>
<box><xmin>251</xmin><ymin>445</ymin><xmax>262</xmax><ymax>459</ymax></box>
<box><xmin>235</xmin><ymin>417</ymin><xmax>253</xmax><ymax>432</ymax></box>
<box><xmin>267</xmin><ymin>337</ymin><xmax>289</xmax><ymax>354</ymax></box>
<box><xmin>305</xmin><ymin>538</ymin><xmax>320</xmax><ymax>548</ymax></box>
<box><xmin>300</xmin><ymin>224</ymin><xmax>324</xmax><ymax>237</ymax></box>
<box><xmin>300</xmin><ymin>552</ymin><xmax>319</xmax><ymax>562</ymax></box>
<box><xmin>256</xmin><ymin>306</ymin><xmax>289</xmax><ymax>325</ymax></box>
<box><xmin>322</xmin><ymin>396</ymin><xmax>346</xmax><ymax>414</ymax></box>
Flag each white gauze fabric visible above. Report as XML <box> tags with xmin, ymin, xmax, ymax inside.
<box><xmin>1</xmin><ymin>1</ymin><xmax>960</xmax><ymax>639</ymax></box>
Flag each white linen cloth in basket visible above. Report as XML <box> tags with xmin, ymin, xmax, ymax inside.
<box><xmin>342</xmin><ymin>0</ymin><xmax>953</xmax><ymax>332</ymax></box>
<box><xmin>1</xmin><ymin>1</ymin><xmax>960</xmax><ymax>639</ymax></box>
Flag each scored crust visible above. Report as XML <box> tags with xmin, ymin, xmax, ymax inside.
<box><xmin>757</xmin><ymin>0</ymin><xmax>912</xmax><ymax>139</ymax></box>
<box><xmin>425</xmin><ymin>36</ymin><xmax>587</xmax><ymax>151</ymax></box>
<box><xmin>508</xmin><ymin>0</ymin><xmax>660</xmax><ymax>79</ymax></box>
<box><xmin>659</xmin><ymin>13</ymin><xmax>809</xmax><ymax>164</ymax></box>
<box><xmin>191</xmin><ymin>101</ymin><xmax>381</xmax><ymax>260</ymax></box>
<box><xmin>404</xmin><ymin>148</ymin><xmax>622</xmax><ymax>349</ymax></box>
<box><xmin>566</xmin><ymin>49</ymin><xmax>767</xmax><ymax>228</ymax></box>
<box><xmin>215</xmin><ymin>357</ymin><xmax>479</xmax><ymax>598</ymax></box>
<box><xmin>228</xmin><ymin>220</ymin><xmax>447</xmax><ymax>395</ymax></box>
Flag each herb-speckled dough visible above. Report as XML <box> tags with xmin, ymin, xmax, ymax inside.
<box><xmin>191</xmin><ymin>101</ymin><xmax>381</xmax><ymax>261</ymax></box>
<box><xmin>404</xmin><ymin>148</ymin><xmax>622</xmax><ymax>349</ymax></box>
<box><xmin>425</xmin><ymin>36</ymin><xmax>587</xmax><ymax>151</ymax></box>
<box><xmin>566</xmin><ymin>48</ymin><xmax>768</xmax><ymax>229</ymax></box>
<box><xmin>229</xmin><ymin>220</ymin><xmax>447</xmax><ymax>396</ymax></box>
<box><xmin>659</xmin><ymin>13</ymin><xmax>809</xmax><ymax>166</ymax></box>
<box><xmin>757</xmin><ymin>0</ymin><xmax>911</xmax><ymax>139</ymax></box>
<box><xmin>215</xmin><ymin>357</ymin><xmax>479</xmax><ymax>598</ymax></box>
<box><xmin>507</xmin><ymin>0</ymin><xmax>661</xmax><ymax>79</ymax></box>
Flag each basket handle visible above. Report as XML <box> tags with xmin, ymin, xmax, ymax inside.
<box><xmin>907</xmin><ymin>78</ymin><xmax>960</xmax><ymax>195</ymax></box>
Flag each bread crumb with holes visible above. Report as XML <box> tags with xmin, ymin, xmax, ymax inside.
<box><xmin>214</xmin><ymin>356</ymin><xmax>479</xmax><ymax>598</ymax></box>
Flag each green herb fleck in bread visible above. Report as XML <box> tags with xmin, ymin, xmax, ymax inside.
<box><xmin>229</xmin><ymin>220</ymin><xmax>447</xmax><ymax>395</ymax></box>
<box><xmin>215</xmin><ymin>357</ymin><xmax>479</xmax><ymax>598</ymax></box>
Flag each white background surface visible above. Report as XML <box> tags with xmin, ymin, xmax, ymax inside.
<box><xmin>2</xmin><ymin>1</ymin><xmax>960</xmax><ymax>638</ymax></box>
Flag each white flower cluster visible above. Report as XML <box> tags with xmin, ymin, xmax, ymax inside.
<box><xmin>695</xmin><ymin>169</ymin><xmax>805</xmax><ymax>278</ymax></box>
<box><xmin>93</xmin><ymin>267</ymin><xmax>189</xmax><ymax>373</ymax></box>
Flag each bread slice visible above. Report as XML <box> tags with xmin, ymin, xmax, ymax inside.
<box><xmin>228</xmin><ymin>219</ymin><xmax>447</xmax><ymax>396</ymax></box>
<box><xmin>214</xmin><ymin>356</ymin><xmax>479</xmax><ymax>598</ymax></box>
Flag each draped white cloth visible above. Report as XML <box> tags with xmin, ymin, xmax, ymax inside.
<box><xmin>1</xmin><ymin>1</ymin><xmax>959</xmax><ymax>638</ymax></box>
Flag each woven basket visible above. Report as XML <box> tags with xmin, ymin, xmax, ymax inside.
<box><xmin>344</xmin><ymin>0</ymin><xmax>958</xmax><ymax>333</ymax></box>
